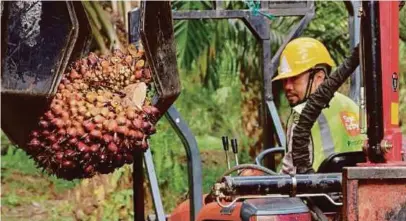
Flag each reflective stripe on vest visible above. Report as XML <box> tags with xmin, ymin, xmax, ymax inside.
<box><xmin>287</xmin><ymin>92</ymin><xmax>366</xmax><ymax>171</ymax></box>
<box><xmin>317</xmin><ymin>113</ymin><xmax>335</xmax><ymax>158</ymax></box>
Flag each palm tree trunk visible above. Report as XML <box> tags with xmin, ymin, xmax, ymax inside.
<box><xmin>239</xmin><ymin>61</ymin><xmax>263</xmax><ymax>157</ymax></box>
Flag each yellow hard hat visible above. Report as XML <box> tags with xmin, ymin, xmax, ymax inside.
<box><xmin>272</xmin><ymin>37</ymin><xmax>336</xmax><ymax>81</ymax></box>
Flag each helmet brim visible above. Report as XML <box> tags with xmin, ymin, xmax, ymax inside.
<box><xmin>272</xmin><ymin>72</ymin><xmax>298</xmax><ymax>82</ymax></box>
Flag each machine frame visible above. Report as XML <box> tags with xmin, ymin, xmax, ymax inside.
<box><xmin>128</xmin><ymin>1</ymin><xmax>366</xmax><ymax>221</ymax></box>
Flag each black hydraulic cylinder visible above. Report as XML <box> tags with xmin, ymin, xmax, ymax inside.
<box><xmin>223</xmin><ymin>173</ymin><xmax>342</xmax><ymax>196</ymax></box>
<box><xmin>361</xmin><ymin>1</ymin><xmax>384</xmax><ymax>162</ymax></box>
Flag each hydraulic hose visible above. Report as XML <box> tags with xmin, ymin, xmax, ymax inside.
<box><xmin>216</xmin><ymin>164</ymin><xmax>278</xmax><ymax>183</ymax></box>
<box><xmin>292</xmin><ymin>46</ymin><xmax>360</xmax><ymax>174</ymax></box>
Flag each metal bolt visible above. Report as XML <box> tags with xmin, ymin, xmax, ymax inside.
<box><xmin>380</xmin><ymin>140</ymin><xmax>393</xmax><ymax>153</ymax></box>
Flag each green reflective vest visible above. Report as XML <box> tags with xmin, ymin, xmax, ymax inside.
<box><xmin>288</xmin><ymin>92</ymin><xmax>367</xmax><ymax>171</ymax></box>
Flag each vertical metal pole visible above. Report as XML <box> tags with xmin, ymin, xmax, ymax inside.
<box><xmin>129</xmin><ymin>8</ymin><xmax>145</xmax><ymax>221</ymax></box>
<box><xmin>377</xmin><ymin>1</ymin><xmax>402</xmax><ymax>161</ymax></box>
<box><xmin>144</xmin><ymin>148</ymin><xmax>166</xmax><ymax>221</ymax></box>
<box><xmin>133</xmin><ymin>151</ymin><xmax>145</xmax><ymax>221</ymax></box>
<box><xmin>262</xmin><ymin>38</ymin><xmax>275</xmax><ymax>168</ymax></box>
<box><xmin>166</xmin><ymin>106</ymin><xmax>203</xmax><ymax>221</ymax></box>
<box><xmin>347</xmin><ymin>0</ymin><xmax>362</xmax><ymax>104</ymax></box>
<box><xmin>361</xmin><ymin>1</ymin><xmax>384</xmax><ymax>162</ymax></box>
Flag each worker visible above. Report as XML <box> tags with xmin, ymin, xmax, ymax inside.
<box><xmin>272</xmin><ymin>37</ymin><xmax>366</xmax><ymax>174</ymax></box>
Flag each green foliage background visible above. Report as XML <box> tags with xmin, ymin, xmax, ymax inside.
<box><xmin>1</xmin><ymin>1</ymin><xmax>406</xmax><ymax>220</ymax></box>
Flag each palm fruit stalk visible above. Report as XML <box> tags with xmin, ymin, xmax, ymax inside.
<box><xmin>25</xmin><ymin>45</ymin><xmax>160</xmax><ymax>180</ymax></box>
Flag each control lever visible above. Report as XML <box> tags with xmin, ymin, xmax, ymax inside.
<box><xmin>222</xmin><ymin>136</ymin><xmax>231</xmax><ymax>170</ymax></box>
<box><xmin>231</xmin><ymin>139</ymin><xmax>239</xmax><ymax>169</ymax></box>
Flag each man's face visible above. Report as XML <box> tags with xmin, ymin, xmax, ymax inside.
<box><xmin>282</xmin><ymin>70</ymin><xmax>325</xmax><ymax>106</ymax></box>
<box><xmin>282</xmin><ymin>72</ymin><xmax>311</xmax><ymax>106</ymax></box>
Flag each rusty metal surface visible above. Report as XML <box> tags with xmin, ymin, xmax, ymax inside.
<box><xmin>343</xmin><ymin>178</ymin><xmax>359</xmax><ymax>221</ymax></box>
<box><xmin>139</xmin><ymin>1</ymin><xmax>180</xmax><ymax>118</ymax></box>
<box><xmin>345</xmin><ymin>165</ymin><xmax>406</xmax><ymax>179</ymax></box>
<box><xmin>343</xmin><ymin>166</ymin><xmax>406</xmax><ymax>221</ymax></box>
<box><xmin>1</xmin><ymin>1</ymin><xmax>91</xmax><ymax>148</ymax></box>
<box><xmin>1</xmin><ymin>1</ymin><xmax>78</xmax><ymax>95</ymax></box>
<box><xmin>358</xmin><ymin>180</ymin><xmax>406</xmax><ymax>221</ymax></box>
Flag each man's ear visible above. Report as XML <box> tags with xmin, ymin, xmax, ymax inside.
<box><xmin>315</xmin><ymin>70</ymin><xmax>326</xmax><ymax>81</ymax></box>
<box><xmin>312</xmin><ymin>70</ymin><xmax>326</xmax><ymax>88</ymax></box>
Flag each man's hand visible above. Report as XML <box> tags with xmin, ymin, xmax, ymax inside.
<box><xmin>280</xmin><ymin>151</ymin><xmax>296</xmax><ymax>175</ymax></box>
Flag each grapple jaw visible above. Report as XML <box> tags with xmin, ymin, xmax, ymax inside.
<box><xmin>1</xmin><ymin>1</ymin><xmax>92</xmax><ymax>147</ymax></box>
<box><xmin>138</xmin><ymin>0</ymin><xmax>181</xmax><ymax>119</ymax></box>
<box><xmin>1</xmin><ymin>1</ymin><xmax>180</xmax><ymax>149</ymax></box>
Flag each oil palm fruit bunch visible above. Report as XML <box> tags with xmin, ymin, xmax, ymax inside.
<box><xmin>25</xmin><ymin>46</ymin><xmax>159</xmax><ymax>180</ymax></box>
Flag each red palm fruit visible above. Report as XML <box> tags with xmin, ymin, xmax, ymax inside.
<box><xmin>65</xmin><ymin>149</ymin><xmax>75</xmax><ymax>159</ymax></box>
<box><xmin>144</xmin><ymin>69</ymin><xmax>151</xmax><ymax>79</ymax></box>
<box><xmin>128</xmin><ymin>130</ymin><xmax>137</xmax><ymax>139</ymax></box>
<box><xmin>57</xmin><ymin>128</ymin><xmax>66</xmax><ymax>136</ymax></box>
<box><xmin>150</xmin><ymin>106</ymin><xmax>160</xmax><ymax>116</ymax></box>
<box><xmin>135</xmin><ymin>130</ymin><xmax>144</xmax><ymax>140</ymax></box>
<box><xmin>51</xmin><ymin>143</ymin><xmax>61</xmax><ymax>151</ymax></box>
<box><xmin>99</xmin><ymin>153</ymin><xmax>107</xmax><ymax>162</ymax></box>
<box><xmin>117</xmin><ymin>126</ymin><xmax>129</xmax><ymax>136</ymax></box>
<box><xmin>77</xmin><ymin>142</ymin><xmax>89</xmax><ymax>152</ymax></box>
<box><xmin>84</xmin><ymin>165</ymin><xmax>94</xmax><ymax>174</ymax></box>
<box><xmin>55</xmin><ymin>151</ymin><xmax>64</xmax><ymax>160</ymax></box>
<box><xmin>67</xmin><ymin>127</ymin><xmax>77</xmax><ymax>137</ymax></box>
<box><xmin>76</xmin><ymin>126</ymin><xmax>85</xmax><ymax>137</ymax></box>
<box><xmin>44</xmin><ymin>111</ymin><xmax>55</xmax><ymax>120</ymax></box>
<box><xmin>134</xmin><ymin>70</ymin><xmax>143</xmax><ymax>79</ymax></box>
<box><xmin>107</xmin><ymin>142</ymin><xmax>118</xmax><ymax>153</ymax></box>
<box><xmin>51</xmin><ymin>118</ymin><xmax>64</xmax><ymax>129</ymax></box>
<box><xmin>62</xmin><ymin>160</ymin><xmax>75</xmax><ymax>169</ymax></box>
<box><xmin>141</xmin><ymin>140</ymin><xmax>148</xmax><ymax>150</ymax></box>
<box><xmin>83</xmin><ymin>136</ymin><xmax>92</xmax><ymax>144</ymax></box>
<box><xmin>90</xmin><ymin>130</ymin><xmax>102</xmax><ymax>139</ymax></box>
<box><xmin>149</xmin><ymin>125</ymin><xmax>156</xmax><ymax>134</ymax></box>
<box><xmin>46</xmin><ymin>134</ymin><xmax>57</xmax><ymax>143</ymax></box>
<box><xmin>39</xmin><ymin>120</ymin><xmax>49</xmax><ymax>128</ymax></box>
<box><xmin>83</xmin><ymin>121</ymin><xmax>96</xmax><ymax>132</ymax></box>
<box><xmin>102</xmin><ymin>134</ymin><xmax>113</xmax><ymax>144</ymax></box>
<box><xmin>30</xmin><ymin>130</ymin><xmax>40</xmax><ymax>138</ymax></box>
<box><xmin>142</xmin><ymin>121</ymin><xmax>151</xmax><ymax>131</ymax></box>
<box><xmin>28</xmin><ymin>138</ymin><xmax>41</xmax><ymax>148</ymax></box>
<box><xmin>90</xmin><ymin>144</ymin><xmax>100</xmax><ymax>153</ymax></box>
<box><xmin>69</xmin><ymin>137</ymin><xmax>78</xmax><ymax>145</ymax></box>
<box><xmin>132</xmin><ymin>118</ymin><xmax>142</xmax><ymax>129</ymax></box>
<box><xmin>124</xmin><ymin>153</ymin><xmax>133</xmax><ymax>163</ymax></box>
<box><xmin>83</xmin><ymin>153</ymin><xmax>91</xmax><ymax>160</ymax></box>
<box><xmin>42</xmin><ymin>130</ymin><xmax>51</xmax><ymax>136</ymax></box>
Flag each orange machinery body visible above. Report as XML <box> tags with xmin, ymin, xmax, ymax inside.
<box><xmin>169</xmin><ymin>196</ymin><xmax>320</xmax><ymax>221</ymax></box>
